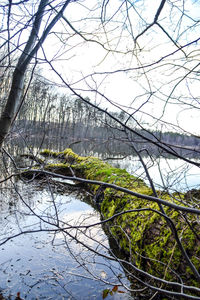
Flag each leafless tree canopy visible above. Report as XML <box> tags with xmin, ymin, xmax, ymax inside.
<box><xmin>0</xmin><ymin>0</ymin><xmax>200</xmax><ymax>299</ymax></box>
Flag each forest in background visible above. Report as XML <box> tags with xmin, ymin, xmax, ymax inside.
<box><xmin>1</xmin><ymin>74</ymin><xmax>199</xmax><ymax>158</ymax></box>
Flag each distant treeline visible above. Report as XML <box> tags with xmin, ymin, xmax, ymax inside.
<box><xmin>1</xmin><ymin>74</ymin><xmax>199</xmax><ymax>157</ymax></box>
<box><xmin>12</xmin><ymin>118</ymin><xmax>200</xmax><ymax>158</ymax></box>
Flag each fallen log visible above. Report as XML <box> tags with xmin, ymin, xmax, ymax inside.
<box><xmin>22</xmin><ymin>148</ymin><xmax>200</xmax><ymax>297</ymax></box>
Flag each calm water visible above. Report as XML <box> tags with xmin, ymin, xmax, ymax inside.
<box><xmin>109</xmin><ymin>156</ymin><xmax>200</xmax><ymax>192</ymax></box>
<box><xmin>1</xmin><ymin>140</ymin><xmax>200</xmax><ymax>299</ymax></box>
<box><xmin>0</xmin><ymin>179</ymin><xmax>131</xmax><ymax>300</ymax></box>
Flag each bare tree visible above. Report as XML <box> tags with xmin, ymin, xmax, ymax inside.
<box><xmin>0</xmin><ymin>0</ymin><xmax>71</xmax><ymax>147</ymax></box>
<box><xmin>0</xmin><ymin>0</ymin><xmax>200</xmax><ymax>299</ymax></box>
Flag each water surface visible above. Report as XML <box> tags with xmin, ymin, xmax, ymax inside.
<box><xmin>0</xmin><ymin>180</ymin><xmax>131</xmax><ymax>299</ymax></box>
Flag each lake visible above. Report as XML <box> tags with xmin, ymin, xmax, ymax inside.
<box><xmin>0</xmin><ymin>173</ymin><xmax>131</xmax><ymax>299</ymax></box>
<box><xmin>111</xmin><ymin>156</ymin><xmax>200</xmax><ymax>192</ymax></box>
<box><xmin>0</xmin><ymin>140</ymin><xmax>200</xmax><ymax>299</ymax></box>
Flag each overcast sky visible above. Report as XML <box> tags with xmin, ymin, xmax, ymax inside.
<box><xmin>35</xmin><ymin>0</ymin><xmax>199</xmax><ymax>134</ymax></box>
<box><xmin>2</xmin><ymin>0</ymin><xmax>199</xmax><ymax>134</ymax></box>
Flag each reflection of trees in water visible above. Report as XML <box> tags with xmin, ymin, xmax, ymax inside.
<box><xmin>0</xmin><ymin>175</ymin><xmax>131</xmax><ymax>299</ymax></box>
<box><xmin>0</xmin><ymin>144</ymin><xmax>200</xmax><ymax>299</ymax></box>
<box><xmin>0</xmin><ymin>0</ymin><xmax>200</xmax><ymax>298</ymax></box>
<box><xmin>8</xmin><ymin>130</ymin><xmax>200</xmax><ymax>160</ymax></box>
<box><xmin>7</xmin><ymin>125</ymin><xmax>199</xmax><ymax>162</ymax></box>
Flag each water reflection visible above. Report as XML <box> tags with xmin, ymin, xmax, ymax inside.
<box><xmin>1</xmin><ymin>137</ymin><xmax>200</xmax><ymax>299</ymax></box>
<box><xmin>6</xmin><ymin>135</ymin><xmax>200</xmax><ymax>193</ymax></box>
<box><xmin>7</xmin><ymin>133</ymin><xmax>200</xmax><ymax>160</ymax></box>
<box><xmin>110</xmin><ymin>156</ymin><xmax>200</xmax><ymax>191</ymax></box>
<box><xmin>0</xmin><ymin>180</ymin><xmax>131</xmax><ymax>299</ymax></box>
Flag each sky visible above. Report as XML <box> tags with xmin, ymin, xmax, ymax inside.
<box><xmin>1</xmin><ymin>0</ymin><xmax>200</xmax><ymax>135</ymax></box>
<box><xmin>40</xmin><ymin>0</ymin><xmax>200</xmax><ymax>134</ymax></box>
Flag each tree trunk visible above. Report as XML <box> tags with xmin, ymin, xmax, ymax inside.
<box><xmin>0</xmin><ymin>0</ymin><xmax>49</xmax><ymax>147</ymax></box>
<box><xmin>0</xmin><ymin>0</ymin><xmax>71</xmax><ymax>147</ymax></box>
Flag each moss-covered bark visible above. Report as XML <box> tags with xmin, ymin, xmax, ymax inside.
<box><xmin>39</xmin><ymin>148</ymin><xmax>200</xmax><ymax>290</ymax></box>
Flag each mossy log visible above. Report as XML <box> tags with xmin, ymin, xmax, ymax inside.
<box><xmin>38</xmin><ymin>148</ymin><xmax>200</xmax><ymax>290</ymax></box>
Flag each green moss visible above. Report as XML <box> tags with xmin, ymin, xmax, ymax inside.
<box><xmin>40</xmin><ymin>149</ymin><xmax>59</xmax><ymax>157</ymax></box>
<box><xmin>39</xmin><ymin>148</ymin><xmax>200</xmax><ymax>287</ymax></box>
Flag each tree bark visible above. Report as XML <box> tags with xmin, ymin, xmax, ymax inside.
<box><xmin>0</xmin><ymin>0</ymin><xmax>49</xmax><ymax>147</ymax></box>
<box><xmin>0</xmin><ymin>0</ymin><xmax>71</xmax><ymax>147</ymax></box>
